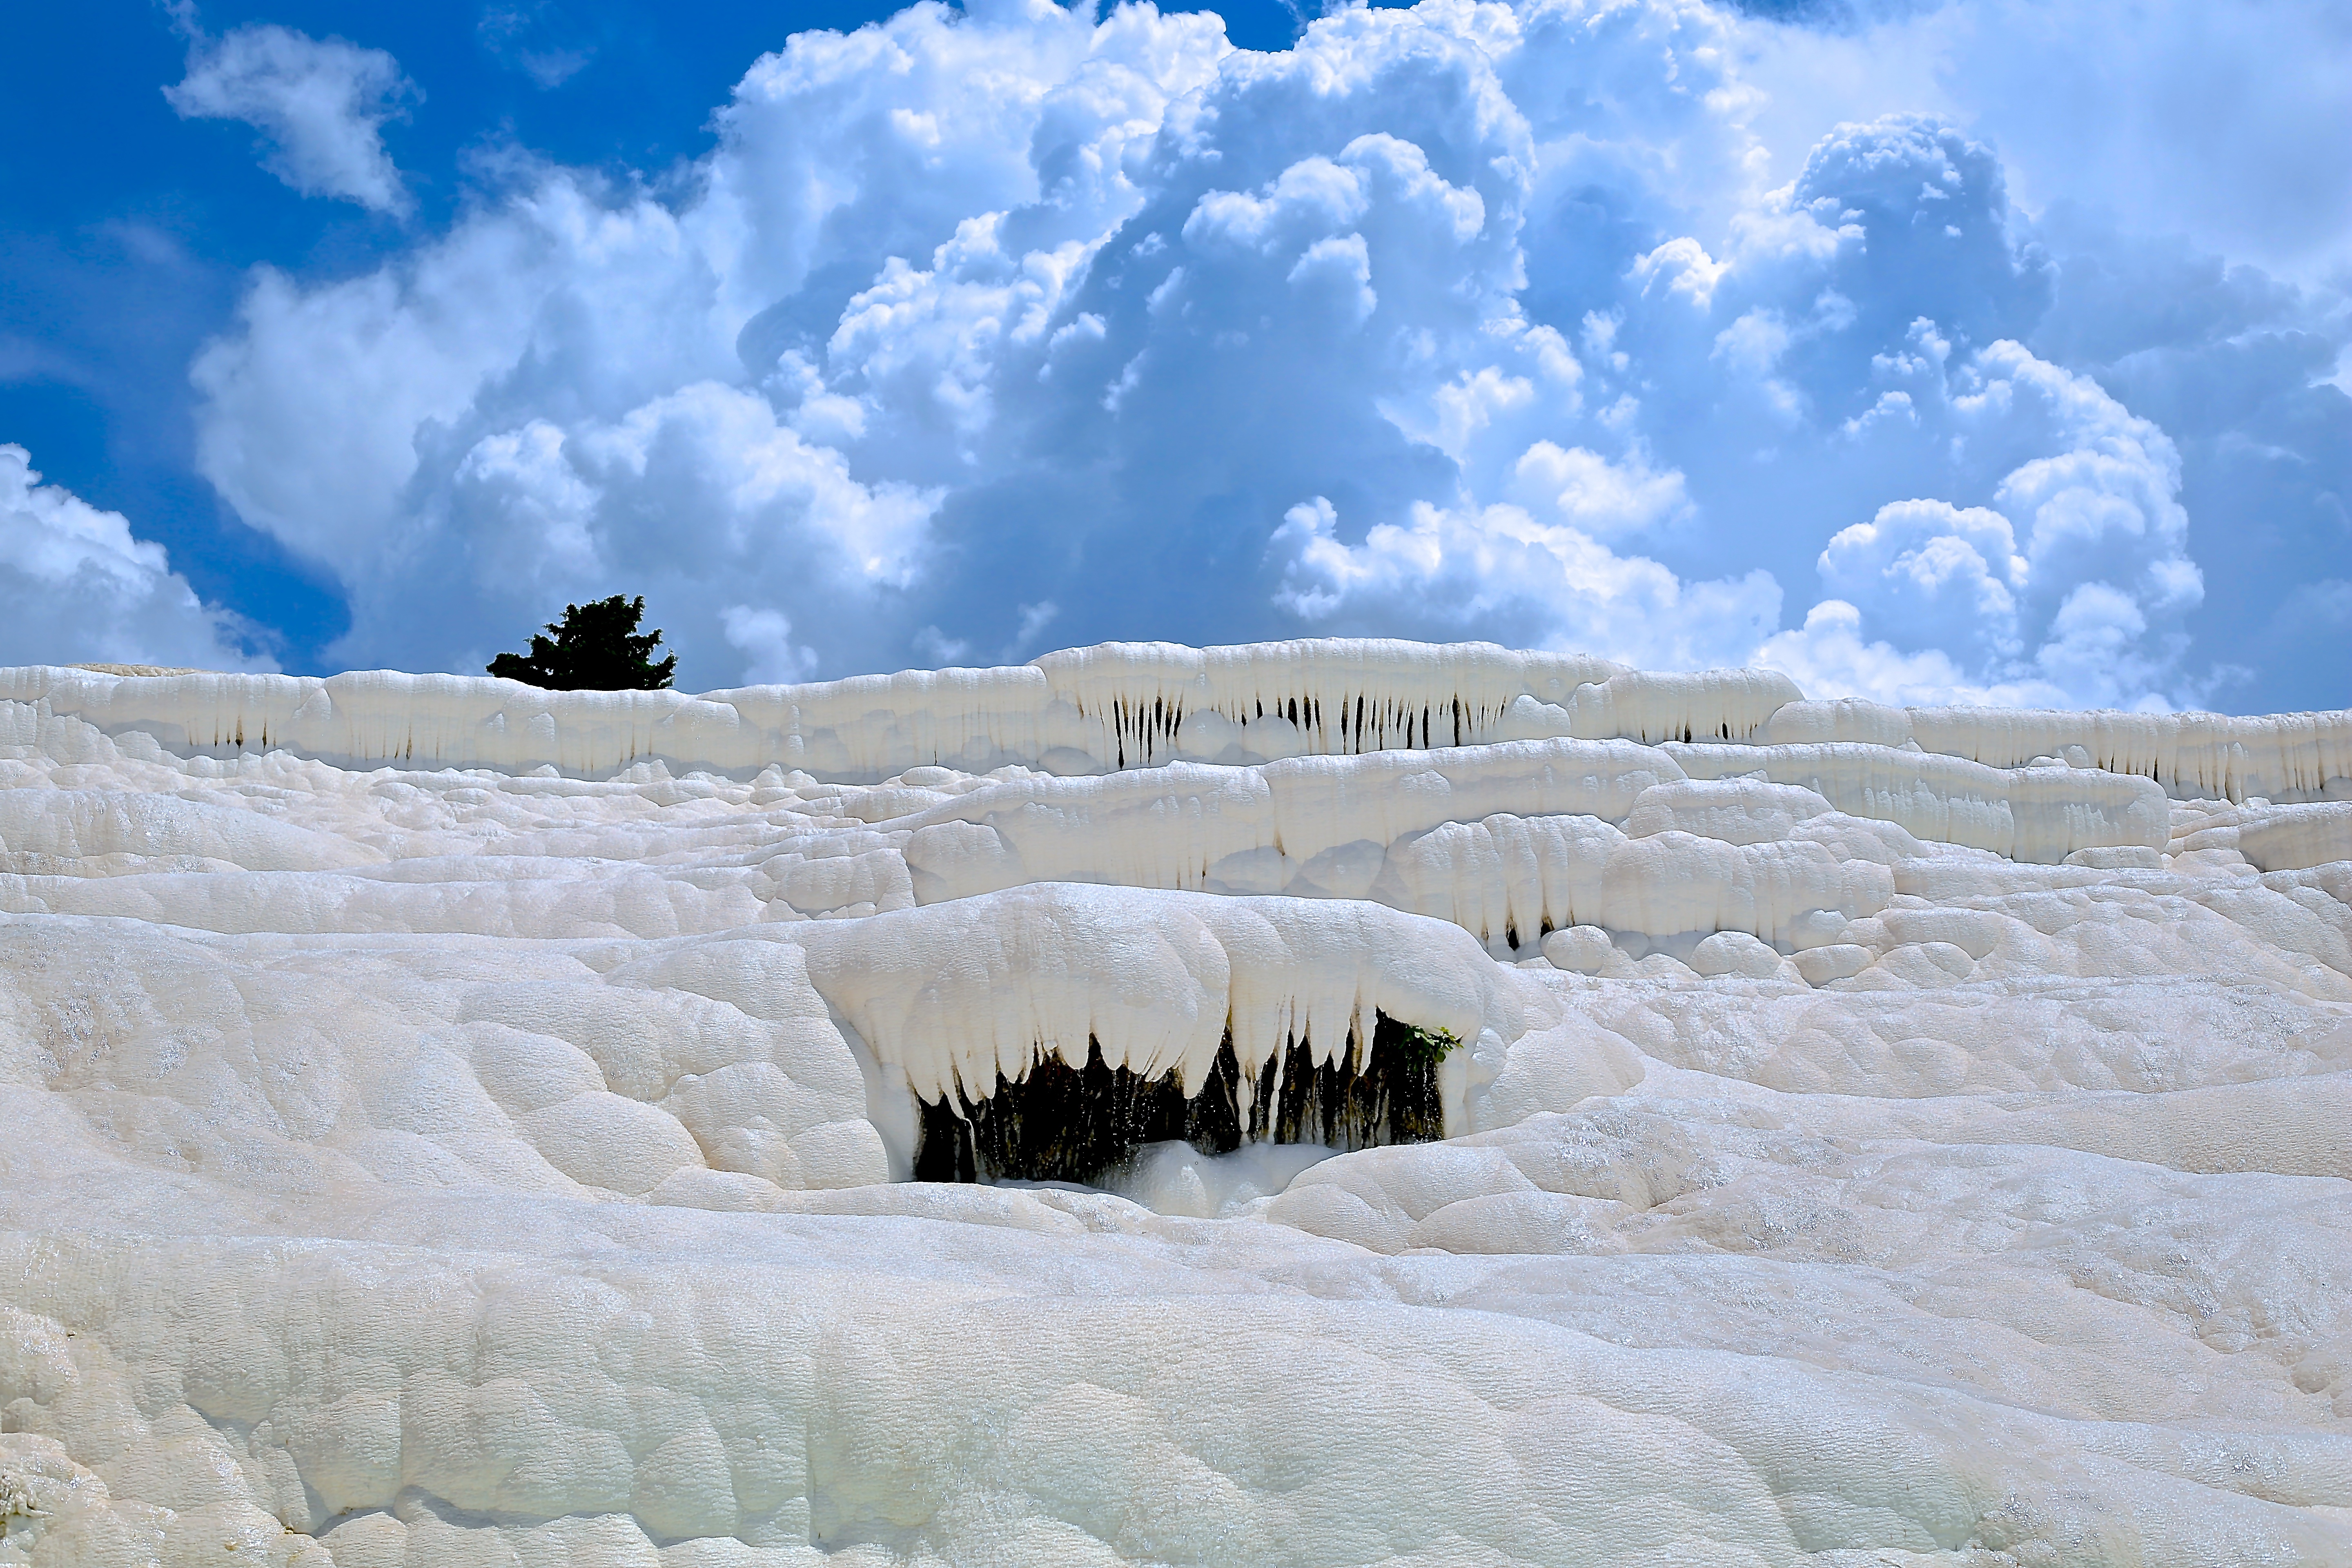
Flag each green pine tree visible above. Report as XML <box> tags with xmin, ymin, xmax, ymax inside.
<box><xmin>487</xmin><ymin>595</ymin><xmax>677</xmax><ymax>690</ymax></box>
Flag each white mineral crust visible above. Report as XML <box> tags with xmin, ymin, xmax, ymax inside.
<box><xmin>0</xmin><ymin>640</ymin><xmax>2348</xmax><ymax>1565</ymax></box>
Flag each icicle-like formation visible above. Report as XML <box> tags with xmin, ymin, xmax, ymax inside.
<box><xmin>1765</xmin><ymin>697</ymin><xmax>2352</xmax><ymax>804</ymax></box>
<box><xmin>1552</xmin><ymin>668</ymin><xmax>1804</xmax><ymax>745</ymax></box>
<box><xmin>0</xmin><ymin>644</ymin><xmax>1792</xmax><ymax>781</ymax></box>
<box><xmin>1031</xmin><ymin>639</ymin><xmax>1628</xmax><ymax>766</ymax></box>
<box><xmin>893</xmin><ymin>737</ymin><xmax>2158</xmax><ymax>937</ymax></box>
<box><xmin>1380</xmin><ymin>813</ymin><xmax>1623</xmax><ymax>947</ymax></box>
<box><xmin>794</xmin><ymin>882</ymin><xmax>1510</xmax><ymax>1126</ymax></box>
<box><xmin>1381</xmin><ymin>813</ymin><xmax>1895</xmax><ymax>951</ymax></box>
<box><xmin>911</xmin><ymin>1014</ymin><xmax>1450</xmax><ymax>1184</ymax></box>
<box><xmin>1666</xmin><ymin>742</ymin><xmax>2169</xmax><ymax>864</ymax></box>
<box><xmin>10</xmin><ymin>642</ymin><xmax>2333</xmax><ymax>820</ymax></box>
<box><xmin>9</xmin><ymin>648</ymin><xmax>2349</xmax><ymax>802</ymax></box>
<box><xmin>895</xmin><ymin>739</ymin><xmax>1684</xmax><ymax>904</ymax></box>
<box><xmin>2172</xmin><ymin>801</ymin><xmax>2352</xmax><ymax>873</ymax></box>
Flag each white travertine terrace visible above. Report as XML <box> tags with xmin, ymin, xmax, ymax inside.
<box><xmin>1</xmin><ymin>640</ymin><xmax>2349</xmax><ymax>1566</ymax></box>
<box><xmin>9</xmin><ymin>643</ymin><xmax>2347</xmax><ymax>802</ymax></box>
<box><xmin>1765</xmin><ymin>696</ymin><xmax>2352</xmax><ymax>804</ymax></box>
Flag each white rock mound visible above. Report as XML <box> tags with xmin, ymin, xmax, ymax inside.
<box><xmin>0</xmin><ymin>639</ymin><xmax>2348</xmax><ymax>1567</ymax></box>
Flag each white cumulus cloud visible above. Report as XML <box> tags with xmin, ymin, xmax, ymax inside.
<box><xmin>0</xmin><ymin>445</ymin><xmax>267</xmax><ymax>672</ymax></box>
<box><xmin>1763</xmin><ymin>334</ymin><xmax>2204</xmax><ymax>706</ymax></box>
<box><xmin>1270</xmin><ymin>492</ymin><xmax>1782</xmax><ymax>673</ymax></box>
<box><xmin>1736</xmin><ymin>0</ymin><xmax>2352</xmax><ymax>283</ymax></box>
<box><xmin>167</xmin><ymin>0</ymin><xmax>2349</xmax><ymax>709</ymax></box>
<box><xmin>166</xmin><ymin>22</ymin><xmax>416</xmax><ymax>213</ymax></box>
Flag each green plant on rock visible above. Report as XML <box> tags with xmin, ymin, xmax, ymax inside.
<box><xmin>1386</xmin><ymin>1021</ymin><xmax>1462</xmax><ymax>1066</ymax></box>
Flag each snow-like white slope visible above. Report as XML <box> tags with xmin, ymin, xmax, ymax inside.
<box><xmin>1</xmin><ymin>641</ymin><xmax>2348</xmax><ymax>1567</ymax></box>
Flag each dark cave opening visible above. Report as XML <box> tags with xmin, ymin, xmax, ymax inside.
<box><xmin>912</xmin><ymin>1012</ymin><xmax>1452</xmax><ymax>1185</ymax></box>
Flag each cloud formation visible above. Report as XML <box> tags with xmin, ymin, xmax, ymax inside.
<box><xmin>478</xmin><ymin>3</ymin><xmax>595</xmax><ymax>89</ymax></box>
<box><xmin>0</xmin><ymin>445</ymin><xmax>266</xmax><ymax>671</ymax></box>
<box><xmin>1735</xmin><ymin>0</ymin><xmax>2352</xmax><ymax>283</ymax></box>
<box><xmin>166</xmin><ymin>22</ymin><xmax>417</xmax><ymax>213</ymax></box>
<box><xmin>179</xmin><ymin>0</ymin><xmax>2350</xmax><ymax>709</ymax></box>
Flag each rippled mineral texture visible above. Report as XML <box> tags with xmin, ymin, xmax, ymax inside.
<box><xmin>2</xmin><ymin>641</ymin><xmax>2348</xmax><ymax>1565</ymax></box>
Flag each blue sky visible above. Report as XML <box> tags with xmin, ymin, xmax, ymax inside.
<box><xmin>3</xmin><ymin>0</ymin><xmax>2347</xmax><ymax>710</ymax></box>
